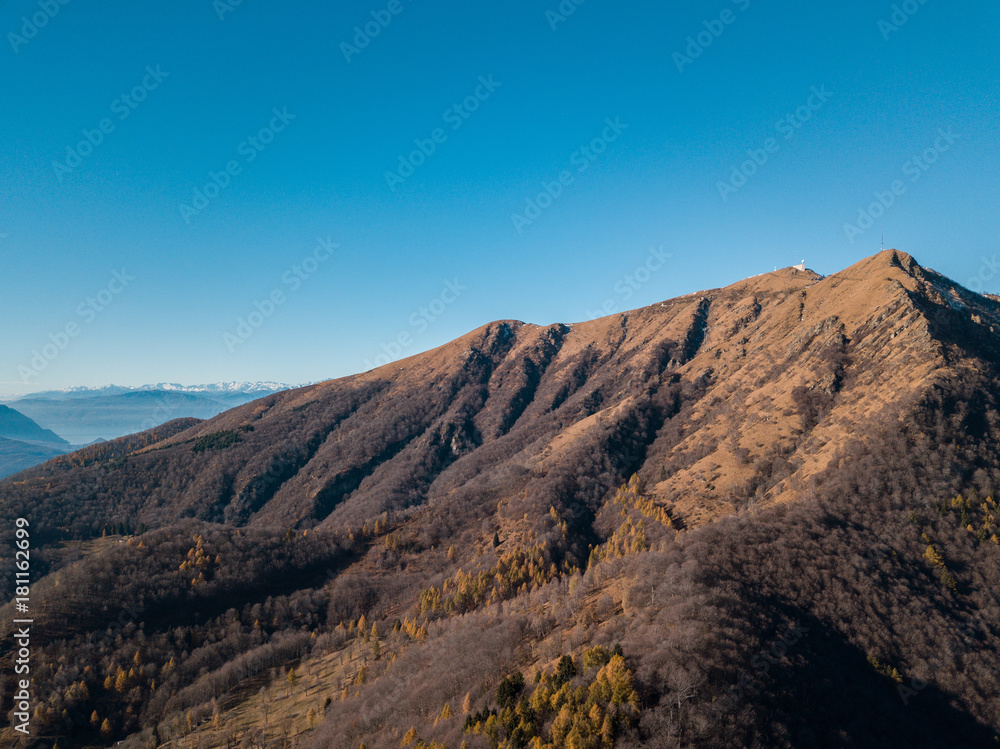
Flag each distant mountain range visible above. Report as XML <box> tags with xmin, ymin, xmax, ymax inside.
<box><xmin>0</xmin><ymin>403</ymin><xmax>67</xmax><ymax>444</ymax></box>
<box><xmin>0</xmin><ymin>405</ymin><xmax>71</xmax><ymax>479</ymax></box>
<box><xmin>0</xmin><ymin>382</ymin><xmax>293</xmax><ymax>472</ymax></box>
<box><xmin>11</xmin><ymin>381</ymin><xmax>293</xmax><ymax>401</ymax></box>
<box><xmin>0</xmin><ymin>436</ymin><xmax>69</xmax><ymax>478</ymax></box>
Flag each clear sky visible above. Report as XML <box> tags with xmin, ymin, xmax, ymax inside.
<box><xmin>1</xmin><ymin>0</ymin><xmax>998</xmax><ymax>396</ymax></box>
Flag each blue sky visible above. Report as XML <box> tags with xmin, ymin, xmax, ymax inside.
<box><xmin>1</xmin><ymin>0</ymin><xmax>998</xmax><ymax>395</ymax></box>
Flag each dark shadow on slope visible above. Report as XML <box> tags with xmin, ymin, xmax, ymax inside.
<box><xmin>727</xmin><ymin>612</ymin><xmax>1000</xmax><ymax>749</ymax></box>
<box><xmin>680</xmin><ymin>298</ymin><xmax>711</xmax><ymax>363</ymax></box>
<box><xmin>487</xmin><ymin>324</ymin><xmax>569</xmax><ymax>439</ymax></box>
<box><xmin>311</xmin><ymin>434</ymin><xmax>419</xmax><ymax>521</ymax></box>
<box><xmin>224</xmin><ymin>414</ymin><xmax>359</xmax><ymax>525</ymax></box>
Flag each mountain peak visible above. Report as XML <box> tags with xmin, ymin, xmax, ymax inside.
<box><xmin>850</xmin><ymin>248</ymin><xmax>920</xmax><ymax>275</ymax></box>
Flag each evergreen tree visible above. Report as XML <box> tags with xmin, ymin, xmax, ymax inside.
<box><xmin>555</xmin><ymin>655</ymin><xmax>577</xmax><ymax>687</ymax></box>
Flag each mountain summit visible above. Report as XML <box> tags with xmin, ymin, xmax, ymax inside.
<box><xmin>2</xmin><ymin>251</ymin><xmax>999</xmax><ymax>748</ymax></box>
<box><xmin>14</xmin><ymin>250</ymin><xmax>994</xmax><ymax>532</ymax></box>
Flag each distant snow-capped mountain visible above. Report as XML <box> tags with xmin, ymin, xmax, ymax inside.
<box><xmin>18</xmin><ymin>382</ymin><xmax>296</xmax><ymax>400</ymax></box>
<box><xmin>127</xmin><ymin>382</ymin><xmax>295</xmax><ymax>395</ymax></box>
<box><xmin>0</xmin><ymin>382</ymin><xmax>304</xmax><ymax>445</ymax></box>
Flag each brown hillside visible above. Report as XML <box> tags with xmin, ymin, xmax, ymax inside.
<box><xmin>3</xmin><ymin>251</ymin><xmax>1000</xmax><ymax>749</ymax></box>
<box><xmin>3</xmin><ymin>250</ymin><xmax>997</xmax><ymax>541</ymax></box>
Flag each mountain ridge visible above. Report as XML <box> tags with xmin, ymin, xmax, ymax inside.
<box><xmin>0</xmin><ymin>384</ymin><xmax>292</xmax><ymax>446</ymax></box>
<box><xmin>2</xmin><ymin>381</ymin><xmax>295</xmax><ymax>401</ymax></box>
<box><xmin>89</xmin><ymin>250</ymin><xmax>990</xmax><ymax>530</ymax></box>
<box><xmin>0</xmin><ymin>404</ymin><xmax>67</xmax><ymax>445</ymax></box>
<box><xmin>2</xmin><ymin>250</ymin><xmax>999</xmax><ymax>748</ymax></box>
<box><xmin>7</xmin><ymin>250</ymin><xmax>998</xmax><ymax>533</ymax></box>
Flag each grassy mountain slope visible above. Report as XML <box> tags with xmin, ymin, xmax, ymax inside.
<box><xmin>1</xmin><ymin>251</ymin><xmax>999</xmax><ymax>748</ymax></box>
<box><xmin>8</xmin><ymin>251</ymin><xmax>994</xmax><ymax>542</ymax></box>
